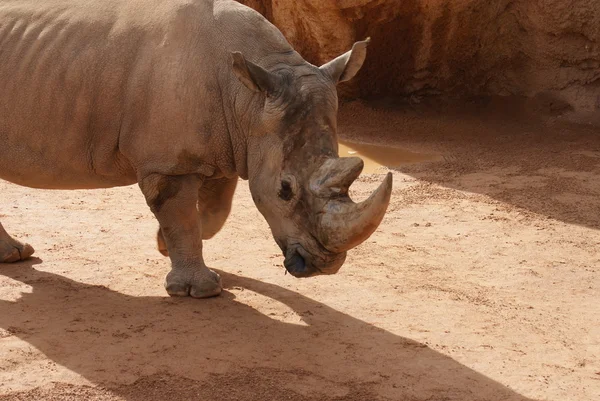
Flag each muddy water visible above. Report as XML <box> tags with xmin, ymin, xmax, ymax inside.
<box><xmin>338</xmin><ymin>140</ymin><xmax>441</xmax><ymax>173</ymax></box>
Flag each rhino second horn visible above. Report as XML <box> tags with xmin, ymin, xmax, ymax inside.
<box><xmin>317</xmin><ymin>172</ymin><xmax>393</xmax><ymax>253</ymax></box>
<box><xmin>309</xmin><ymin>157</ymin><xmax>364</xmax><ymax>197</ymax></box>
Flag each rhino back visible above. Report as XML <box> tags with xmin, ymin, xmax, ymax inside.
<box><xmin>0</xmin><ymin>0</ymin><xmax>216</xmax><ymax>188</ymax></box>
<box><xmin>0</xmin><ymin>0</ymin><xmax>299</xmax><ymax>189</ymax></box>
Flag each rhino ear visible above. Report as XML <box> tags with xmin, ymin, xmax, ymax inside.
<box><xmin>231</xmin><ymin>51</ymin><xmax>278</xmax><ymax>94</ymax></box>
<box><xmin>320</xmin><ymin>38</ymin><xmax>370</xmax><ymax>84</ymax></box>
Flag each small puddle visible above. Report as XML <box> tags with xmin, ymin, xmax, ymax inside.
<box><xmin>338</xmin><ymin>140</ymin><xmax>441</xmax><ymax>174</ymax></box>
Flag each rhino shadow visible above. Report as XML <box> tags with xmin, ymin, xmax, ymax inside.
<box><xmin>0</xmin><ymin>260</ymin><xmax>536</xmax><ymax>401</ymax></box>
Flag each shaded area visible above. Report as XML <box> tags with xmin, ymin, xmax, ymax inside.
<box><xmin>0</xmin><ymin>260</ymin><xmax>535</xmax><ymax>401</ymax></box>
<box><xmin>338</xmin><ymin>98</ymin><xmax>600</xmax><ymax>230</ymax></box>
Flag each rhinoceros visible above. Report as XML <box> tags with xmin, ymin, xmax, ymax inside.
<box><xmin>0</xmin><ymin>0</ymin><xmax>392</xmax><ymax>298</ymax></box>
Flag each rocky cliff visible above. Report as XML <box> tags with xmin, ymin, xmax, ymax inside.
<box><xmin>239</xmin><ymin>0</ymin><xmax>600</xmax><ymax>112</ymax></box>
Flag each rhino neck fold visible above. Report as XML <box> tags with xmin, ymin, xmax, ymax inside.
<box><xmin>221</xmin><ymin>80</ymin><xmax>261</xmax><ymax>181</ymax></box>
<box><xmin>219</xmin><ymin>54</ymin><xmax>308</xmax><ymax>181</ymax></box>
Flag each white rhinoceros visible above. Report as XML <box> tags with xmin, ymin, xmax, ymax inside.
<box><xmin>0</xmin><ymin>0</ymin><xmax>392</xmax><ymax>298</ymax></box>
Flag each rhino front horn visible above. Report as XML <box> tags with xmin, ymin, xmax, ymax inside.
<box><xmin>312</xmin><ymin>159</ymin><xmax>393</xmax><ymax>253</ymax></box>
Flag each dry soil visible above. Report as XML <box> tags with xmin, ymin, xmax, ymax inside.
<box><xmin>0</xmin><ymin>99</ymin><xmax>599</xmax><ymax>400</ymax></box>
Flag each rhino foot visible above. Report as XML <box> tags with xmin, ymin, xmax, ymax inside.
<box><xmin>165</xmin><ymin>267</ymin><xmax>222</xmax><ymax>298</ymax></box>
<box><xmin>0</xmin><ymin>240</ymin><xmax>35</xmax><ymax>263</ymax></box>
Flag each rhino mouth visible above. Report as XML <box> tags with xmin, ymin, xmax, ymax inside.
<box><xmin>282</xmin><ymin>243</ymin><xmax>347</xmax><ymax>278</ymax></box>
<box><xmin>283</xmin><ymin>242</ymin><xmax>334</xmax><ymax>278</ymax></box>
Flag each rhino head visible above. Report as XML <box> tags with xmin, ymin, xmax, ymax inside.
<box><xmin>232</xmin><ymin>39</ymin><xmax>392</xmax><ymax>278</ymax></box>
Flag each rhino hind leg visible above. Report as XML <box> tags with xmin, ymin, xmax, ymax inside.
<box><xmin>198</xmin><ymin>177</ymin><xmax>238</xmax><ymax>239</ymax></box>
<box><xmin>0</xmin><ymin>222</ymin><xmax>35</xmax><ymax>263</ymax></box>
<box><xmin>156</xmin><ymin>227</ymin><xmax>169</xmax><ymax>256</ymax></box>
<box><xmin>156</xmin><ymin>177</ymin><xmax>237</xmax><ymax>257</ymax></box>
<box><xmin>140</xmin><ymin>173</ymin><xmax>222</xmax><ymax>298</ymax></box>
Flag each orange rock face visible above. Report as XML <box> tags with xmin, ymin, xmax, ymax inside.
<box><xmin>238</xmin><ymin>0</ymin><xmax>600</xmax><ymax>111</ymax></box>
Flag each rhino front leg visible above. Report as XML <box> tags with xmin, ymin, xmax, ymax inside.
<box><xmin>156</xmin><ymin>177</ymin><xmax>237</xmax><ymax>256</ymax></box>
<box><xmin>0</xmin><ymin>221</ymin><xmax>35</xmax><ymax>263</ymax></box>
<box><xmin>140</xmin><ymin>173</ymin><xmax>222</xmax><ymax>298</ymax></box>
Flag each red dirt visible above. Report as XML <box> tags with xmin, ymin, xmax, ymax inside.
<box><xmin>1</xmin><ymin>100</ymin><xmax>599</xmax><ymax>400</ymax></box>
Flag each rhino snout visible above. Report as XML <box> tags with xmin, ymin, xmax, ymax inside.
<box><xmin>282</xmin><ymin>245</ymin><xmax>345</xmax><ymax>278</ymax></box>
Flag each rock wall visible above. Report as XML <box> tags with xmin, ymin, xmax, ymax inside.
<box><xmin>238</xmin><ymin>0</ymin><xmax>600</xmax><ymax>111</ymax></box>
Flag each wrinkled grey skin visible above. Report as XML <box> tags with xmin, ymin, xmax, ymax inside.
<box><xmin>0</xmin><ymin>0</ymin><xmax>391</xmax><ymax>298</ymax></box>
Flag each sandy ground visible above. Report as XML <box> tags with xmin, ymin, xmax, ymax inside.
<box><xmin>0</xmin><ymin>100</ymin><xmax>599</xmax><ymax>400</ymax></box>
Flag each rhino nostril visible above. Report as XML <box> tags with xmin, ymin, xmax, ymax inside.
<box><xmin>284</xmin><ymin>250</ymin><xmax>306</xmax><ymax>274</ymax></box>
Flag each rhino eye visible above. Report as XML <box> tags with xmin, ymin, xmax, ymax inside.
<box><xmin>278</xmin><ymin>180</ymin><xmax>293</xmax><ymax>201</ymax></box>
